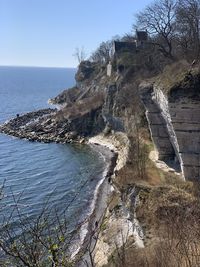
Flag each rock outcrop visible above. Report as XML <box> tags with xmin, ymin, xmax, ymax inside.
<box><xmin>2</xmin><ymin>58</ymin><xmax>200</xmax><ymax>267</ymax></box>
<box><xmin>1</xmin><ymin>59</ymin><xmax>200</xmax><ymax>182</ymax></box>
<box><xmin>0</xmin><ymin>106</ymin><xmax>104</xmax><ymax>143</ymax></box>
<box><xmin>0</xmin><ymin>60</ymin><xmax>125</xmax><ymax>144</ymax></box>
<box><xmin>140</xmin><ymin>72</ymin><xmax>200</xmax><ymax>180</ymax></box>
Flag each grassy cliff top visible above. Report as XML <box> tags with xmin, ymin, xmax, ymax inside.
<box><xmin>154</xmin><ymin>60</ymin><xmax>200</xmax><ymax>95</ymax></box>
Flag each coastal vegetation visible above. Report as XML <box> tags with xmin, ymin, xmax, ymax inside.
<box><xmin>1</xmin><ymin>0</ymin><xmax>200</xmax><ymax>266</ymax></box>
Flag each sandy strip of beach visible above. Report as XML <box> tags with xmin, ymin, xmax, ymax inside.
<box><xmin>81</xmin><ymin>132</ymin><xmax>132</xmax><ymax>267</ymax></box>
<box><xmin>75</xmin><ymin>132</ymin><xmax>129</xmax><ymax>266</ymax></box>
<box><xmin>75</xmin><ymin>145</ymin><xmax>115</xmax><ymax>266</ymax></box>
<box><xmin>89</xmin><ymin>132</ymin><xmax>130</xmax><ymax>171</ymax></box>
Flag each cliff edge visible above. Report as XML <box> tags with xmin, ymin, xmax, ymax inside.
<box><xmin>1</xmin><ymin>59</ymin><xmax>200</xmax><ymax>266</ymax></box>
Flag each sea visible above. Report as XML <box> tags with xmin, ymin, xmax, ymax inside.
<box><xmin>0</xmin><ymin>66</ymin><xmax>108</xmax><ymax>239</ymax></box>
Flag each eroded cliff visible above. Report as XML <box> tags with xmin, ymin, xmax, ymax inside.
<box><xmin>140</xmin><ymin>69</ymin><xmax>200</xmax><ymax>180</ymax></box>
<box><xmin>1</xmin><ymin>60</ymin><xmax>200</xmax><ymax>266</ymax></box>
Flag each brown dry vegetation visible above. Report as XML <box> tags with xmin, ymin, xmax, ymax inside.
<box><xmin>130</xmin><ymin>186</ymin><xmax>200</xmax><ymax>267</ymax></box>
<box><xmin>106</xmin><ymin>165</ymin><xmax>200</xmax><ymax>267</ymax></box>
<box><xmin>153</xmin><ymin>60</ymin><xmax>200</xmax><ymax>94</ymax></box>
<box><xmin>50</xmin><ymin>86</ymin><xmax>82</xmax><ymax>105</ymax></box>
<box><xmin>105</xmin><ymin>118</ymin><xmax>200</xmax><ymax>267</ymax></box>
<box><xmin>55</xmin><ymin>92</ymin><xmax>104</xmax><ymax>121</ymax></box>
<box><xmin>101</xmin><ymin>59</ymin><xmax>200</xmax><ymax>267</ymax></box>
<box><xmin>154</xmin><ymin>60</ymin><xmax>190</xmax><ymax>92</ymax></box>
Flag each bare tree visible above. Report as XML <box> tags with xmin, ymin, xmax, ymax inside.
<box><xmin>0</xmin><ymin>180</ymin><xmax>91</xmax><ymax>266</ymax></box>
<box><xmin>90</xmin><ymin>40</ymin><xmax>113</xmax><ymax>64</ymax></box>
<box><xmin>73</xmin><ymin>47</ymin><xmax>87</xmax><ymax>64</ymax></box>
<box><xmin>121</xmin><ymin>33</ymin><xmax>135</xmax><ymax>42</ymax></box>
<box><xmin>134</xmin><ymin>0</ymin><xmax>177</xmax><ymax>59</ymax></box>
<box><xmin>176</xmin><ymin>0</ymin><xmax>200</xmax><ymax>59</ymax></box>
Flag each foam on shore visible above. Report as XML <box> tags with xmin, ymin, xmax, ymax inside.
<box><xmin>70</xmin><ymin>142</ymin><xmax>116</xmax><ymax>260</ymax></box>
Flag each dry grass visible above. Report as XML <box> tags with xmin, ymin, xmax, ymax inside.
<box><xmin>107</xmin><ymin>128</ymin><xmax>200</xmax><ymax>267</ymax></box>
<box><xmin>105</xmin><ymin>179</ymin><xmax>200</xmax><ymax>267</ymax></box>
<box><xmin>145</xmin><ymin>161</ymin><xmax>164</xmax><ymax>185</ymax></box>
<box><xmin>50</xmin><ymin>86</ymin><xmax>82</xmax><ymax>105</ymax></box>
<box><xmin>155</xmin><ymin>60</ymin><xmax>190</xmax><ymax>93</ymax></box>
<box><xmin>106</xmin><ymin>233</ymin><xmax>200</xmax><ymax>267</ymax></box>
<box><xmin>55</xmin><ymin>92</ymin><xmax>104</xmax><ymax>121</ymax></box>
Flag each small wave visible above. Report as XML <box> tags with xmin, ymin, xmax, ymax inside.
<box><xmin>69</xmin><ymin>141</ymin><xmax>116</xmax><ymax>259</ymax></box>
<box><xmin>70</xmin><ymin>222</ymin><xmax>89</xmax><ymax>259</ymax></box>
<box><xmin>31</xmin><ymin>170</ymin><xmax>51</xmax><ymax>178</ymax></box>
<box><xmin>95</xmin><ymin>150</ymin><xmax>107</xmax><ymax>162</ymax></box>
<box><xmin>70</xmin><ymin>161</ymin><xmax>110</xmax><ymax>259</ymax></box>
<box><xmin>95</xmin><ymin>149</ymin><xmax>107</xmax><ymax>162</ymax></box>
<box><xmin>88</xmin><ymin>166</ymin><xmax>109</xmax><ymax>216</ymax></box>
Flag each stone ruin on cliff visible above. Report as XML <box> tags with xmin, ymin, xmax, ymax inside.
<box><xmin>107</xmin><ymin>30</ymin><xmax>148</xmax><ymax>76</ymax></box>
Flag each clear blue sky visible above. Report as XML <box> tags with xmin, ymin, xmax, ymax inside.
<box><xmin>0</xmin><ymin>0</ymin><xmax>152</xmax><ymax>68</ymax></box>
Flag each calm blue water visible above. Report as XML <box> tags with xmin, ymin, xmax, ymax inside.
<box><xmin>0</xmin><ymin>66</ymin><xmax>106</xmax><ymax>227</ymax></box>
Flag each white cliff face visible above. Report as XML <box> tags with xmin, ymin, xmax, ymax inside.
<box><xmin>153</xmin><ymin>87</ymin><xmax>184</xmax><ymax>177</ymax></box>
<box><xmin>140</xmin><ymin>80</ymin><xmax>200</xmax><ymax>180</ymax></box>
<box><xmin>140</xmin><ymin>84</ymin><xmax>180</xmax><ymax>168</ymax></box>
<box><xmin>168</xmin><ymin>96</ymin><xmax>200</xmax><ymax>180</ymax></box>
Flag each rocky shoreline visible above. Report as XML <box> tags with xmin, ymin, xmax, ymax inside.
<box><xmin>88</xmin><ymin>134</ymin><xmax>132</xmax><ymax>266</ymax></box>
<box><xmin>0</xmin><ymin>110</ymin><xmax>124</xmax><ymax>266</ymax></box>
<box><xmin>75</xmin><ymin>143</ymin><xmax>118</xmax><ymax>266</ymax></box>
<box><xmin>0</xmin><ymin>108</ymin><xmax>85</xmax><ymax>144</ymax></box>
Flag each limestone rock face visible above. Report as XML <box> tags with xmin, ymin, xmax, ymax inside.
<box><xmin>0</xmin><ymin>60</ymin><xmax>127</xmax><ymax>145</ymax></box>
<box><xmin>140</xmin><ymin>86</ymin><xmax>175</xmax><ymax>161</ymax></box>
<box><xmin>75</xmin><ymin>61</ymin><xmax>96</xmax><ymax>82</ymax></box>
<box><xmin>49</xmin><ymin>86</ymin><xmax>82</xmax><ymax>106</ymax></box>
<box><xmin>140</xmin><ymin>74</ymin><xmax>200</xmax><ymax>180</ymax></box>
<box><xmin>102</xmin><ymin>84</ymin><xmax>124</xmax><ymax>132</ymax></box>
<box><xmin>168</xmin><ymin>76</ymin><xmax>200</xmax><ymax>180</ymax></box>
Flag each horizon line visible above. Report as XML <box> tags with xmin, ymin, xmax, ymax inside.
<box><xmin>0</xmin><ymin>65</ymin><xmax>77</xmax><ymax>69</ymax></box>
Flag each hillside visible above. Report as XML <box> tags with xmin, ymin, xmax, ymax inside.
<box><xmin>1</xmin><ymin>55</ymin><xmax>200</xmax><ymax>266</ymax></box>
